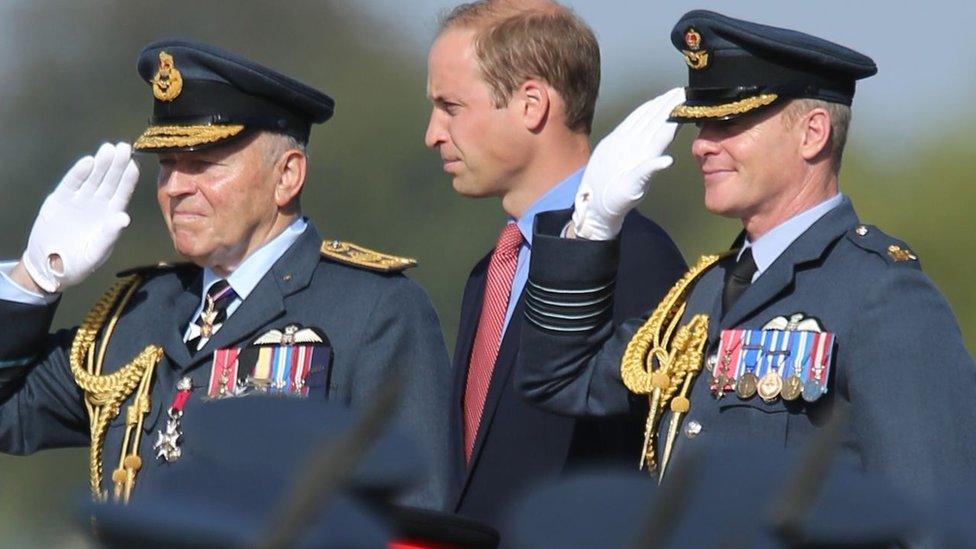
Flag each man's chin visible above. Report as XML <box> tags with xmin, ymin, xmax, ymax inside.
<box><xmin>451</xmin><ymin>177</ymin><xmax>492</xmax><ymax>199</ymax></box>
<box><xmin>171</xmin><ymin>239</ymin><xmax>208</xmax><ymax>267</ymax></box>
<box><xmin>702</xmin><ymin>196</ymin><xmax>746</xmax><ymax>219</ymax></box>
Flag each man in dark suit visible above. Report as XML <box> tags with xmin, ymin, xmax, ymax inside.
<box><xmin>516</xmin><ymin>9</ymin><xmax>976</xmax><ymax>518</ymax></box>
<box><xmin>0</xmin><ymin>39</ymin><xmax>451</xmax><ymax>510</ymax></box>
<box><xmin>424</xmin><ymin>0</ymin><xmax>686</xmax><ymax>526</ymax></box>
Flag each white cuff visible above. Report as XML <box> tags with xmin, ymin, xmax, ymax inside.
<box><xmin>0</xmin><ymin>261</ymin><xmax>59</xmax><ymax>305</ymax></box>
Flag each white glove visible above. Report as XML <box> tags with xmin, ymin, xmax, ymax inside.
<box><xmin>572</xmin><ymin>87</ymin><xmax>686</xmax><ymax>240</ymax></box>
<box><xmin>22</xmin><ymin>142</ymin><xmax>139</xmax><ymax>293</ymax></box>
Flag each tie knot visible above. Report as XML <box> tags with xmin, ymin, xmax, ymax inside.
<box><xmin>206</xmin><ymin>280</ymin><xmax>238</xmax><ymax>310</ymax></box>
<box><xmin>731</xmin><ymin>247</ymin><xmax>758</xmax><ymax>282</ymax></box>
<box><xmin>495</xmin><ymin>223</ymin><xmax>523</xmax><ymax>257</ymax></box>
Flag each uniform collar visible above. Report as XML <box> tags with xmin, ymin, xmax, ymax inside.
<box><xmin>513</xmin><ymin>167</ymin><xmax>584</xmax><ymax>247</ymax></box>
<box><xmin>721</xmin><ymin>196</ymin><xmax>858</xmax><ymax>328</ymax></box>
<box><xmin>201</xmin><ymin>216</ymin><xmax>308</xmax><ymax>300</ymax></box>
<box><xmin>740</xmin><ymin>193</ymin><xmax>845</xmax><ymax>277</ymax></box>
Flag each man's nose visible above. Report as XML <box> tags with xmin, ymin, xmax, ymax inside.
<box><xmin>159</xmin><ymin>169</ymin><xmax>196</xmax><ymax>196</ymax></box>
<box><xmin>691</xmin><ymin>127</ymin><xmax>722</xmax><ymax>160</ymax></box>
<box><xmin>424</xmin><ymin>109</ymin><xmax>446</xmax><ymax>150</ymax></box>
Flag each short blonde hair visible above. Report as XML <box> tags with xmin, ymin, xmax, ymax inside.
<box><xmin>439</xmin><ymin>0</ymin><xmax>600</xmax><ymax>134</ymax></box>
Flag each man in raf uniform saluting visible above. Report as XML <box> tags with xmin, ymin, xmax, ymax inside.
<box><xmin>516</xmin><ymin>9</ymin><xmax>976</xmax><ymax>510</ymax></box>
<box><xmin>0</xmin><ymin>39</ymin><xmax>451</xmax><ymax>509</ymax></box>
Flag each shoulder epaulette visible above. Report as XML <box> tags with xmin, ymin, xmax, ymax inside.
<box><xmin>319</xmin><ymin>239</ymin><xmax>417</xmax><ymax>273</ymax></box>
<box><xmin>845</xmin><ymin>224</ymin><xmax>920</xmax><ymax>266</ymax></box>
<box><xmin>116</xmin><ymin>261</ymin><xmax>195</xmax><ymax>278</ymax></box>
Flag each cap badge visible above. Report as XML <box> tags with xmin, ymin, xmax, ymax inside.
<box><xmin>151</xmin><ymin>51</ymin><xmax>183</xmax><ymax>102</ymax></box>
<box><xmin>682</xmin><ymin>27</ymin><xmax>709</xmax><ymax>70</ymax></box>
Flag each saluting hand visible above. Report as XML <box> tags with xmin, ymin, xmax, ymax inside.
<box><xmin>572</xmin><ymin>87</ymin><xmax>685</xmax><ymax>240</ymax></box>
<box><xmin>20</xmin><ymin>142</ymin><xmax>139</xmax><ymax>293</ymax></box>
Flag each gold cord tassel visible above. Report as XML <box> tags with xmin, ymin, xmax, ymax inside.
<box><xmin>620</xmin><ymin>254</ymin><xmax>721</xmax><ymax>476</ymax></box>
<box><xmin>69</xmin><ymin>275</ymin><xmax>163</xmax><ymax>502</ymax></box>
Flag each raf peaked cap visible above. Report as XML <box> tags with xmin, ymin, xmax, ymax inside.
<box><xmin>134</xmin><ymin>39</ymin><xmax>335</xmax><ymax>153</ymax></box>
<box><xmin>668</xmin><ymin>10</ymin><xmax>877</xmax><ymax>123</ymax></box>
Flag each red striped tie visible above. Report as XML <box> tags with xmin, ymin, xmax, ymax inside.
<box><xmin>464</xmin><ymin>222</ymin><xmax>523</xmax><ymax>463</ymax></box>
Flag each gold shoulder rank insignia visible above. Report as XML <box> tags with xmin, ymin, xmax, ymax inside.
<box><xmin>116</xmin><ymin>261</ymin><xmax>193</xmax><ymax>278</ymax></box>
<box><xmin>320</xmin><ymin>239</ymin><xmax>417</xmax><ymax>273</ymax></box>
<box><xmin>887</xmin><ymin>244</ymin><xmax>917</xmax><ymax>262</ymax></box>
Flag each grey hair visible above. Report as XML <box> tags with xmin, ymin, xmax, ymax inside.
<box><xmin>781</xmin><ymin>98</ymin><xmax>852</xmax><ymax>174</ymax></box>
<box><xmin>262</xmin><ymin>132</ymin><xmax>307</xmax><ymax>165</ymax></box>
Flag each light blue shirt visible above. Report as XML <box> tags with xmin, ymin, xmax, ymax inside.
<box><xmin>739</xmin><ymin>193</ymin><xmax>845</xmax><ymax>281</ymax></box>
<box><xmin>185</xmin><ymin>216</ymin><xmax>307</xmax><ymax>340</ymax></box>
<box><xmin>0</xmin><ymin>262</ymin><xmax>58</xmax><ymax>305</ymax></box>
<box><xmin>502</xmin><ymin>167</ymin><xmax>584</xmax><ymax>333</ymax></box>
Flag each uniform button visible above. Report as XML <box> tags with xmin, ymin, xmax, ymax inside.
<box><xmin>705</xmin><ymin>354</ymin><xmax>717</xmax><ymax>372</ymax></box>
<box><xmin>282</xmin><ymin>274</ymin><xmax>293</xmax><ymax>282</ymax></box>
<box><xmin>855</xmin><ymin>225</ymin><xmax>869</xmax><ymax>236</ymax></box>
<box><xmin>684</xmin><ymin>420</ymin><xmax>702</xmax><ymax>438</ymax></box>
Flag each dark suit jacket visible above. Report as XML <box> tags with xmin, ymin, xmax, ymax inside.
<box><xmin>450</xmin><ymin>210</ymin><xmax>685</xmax><ymax>525</ymax></box>
<box><xmin>0</xmin><ymin>223</ymin><xmax>452</xmax><ymax>510</ymax></box>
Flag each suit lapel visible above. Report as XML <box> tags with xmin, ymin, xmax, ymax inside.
<box><xmin>161</xmin><ymin>271</ymin><xmax>205</xmax><ymax>370</ymax></box>
<box><xmin>178</xmin><ymin>224</ymin><xmax>324</xmax><ymax>373</ymax></box>
<box><xmin>450</xmin><ymin>254</ymin><xmax>489</xmax><ymax>507</ymax></box>
<box><xmin>461</xmin><ymin>292</ymin><xmax>526</xmax><ymax>491</ymax></box>
<box><xmin>722</xmin><ymin>199</ymin><xmax>858</xmax><ymax>329</ymax></box>
<box><xmin>452</xmin><ymin>255</ymin><xmax>490</xmax><ymax>414</ymax></box>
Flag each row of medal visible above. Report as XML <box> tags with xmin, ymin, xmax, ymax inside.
<box><xmin>207</xmin><ymin>343</ymin><xmax>322</xmax><ymax>399</ymax></box>
<box><xmin>709</xmin><ymin>328</ymin><xmax>835</xmax><ymax>403</ymax></box>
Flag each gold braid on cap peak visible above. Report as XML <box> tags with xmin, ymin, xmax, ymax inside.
<box><xmin>670</xmin><ymin>93</ymin><xmax>779</xmax><ymax>119</ymax></box>
<box><xmin>620</xmin><ymin>254</ymin><xmax>722</xmax><ymax>475</ymax></box>
<box><xmin>133</xmin><ymin>124</ymin><xmax>245</xmax><ymax>150</ymax></box>
<box><xmin>70</xmin><ymin>275</ymin><xmax>163</xmax><ymax>503</ymax></box>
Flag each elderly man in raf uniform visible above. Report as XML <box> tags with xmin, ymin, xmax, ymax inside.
<box><xmin>0</xmin><ymin>39</ymin><xmax>451</xmax><ymax>510</ymax></box>
<box><xmin>515</xmin><ymin>9</ymin><xmax>976</xmax><ymax>512</ymax></box>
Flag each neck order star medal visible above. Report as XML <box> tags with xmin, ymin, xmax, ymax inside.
<box><xmin>199</xmin><ymin>292</ymin><xmax>221</xmax><ymax>338</ymax></box>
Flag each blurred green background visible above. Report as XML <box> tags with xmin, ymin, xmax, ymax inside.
<box><xmin>0</xmin><ymin>1</ymin><xmax>972</xmax><ymax>545</ymax></box>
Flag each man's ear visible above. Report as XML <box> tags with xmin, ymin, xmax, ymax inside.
<box><xmin>274</xmin><ymin>149</ymin><xmax>307</xmax><ymax>208</ymax></box>
<box><xmin>517</xmin><ymin>79</ymin><xmax>551</xmax><ymax>132</ymax></box>
<box><xmin>799</xmin><ymin>107</ymin><xmax>831</xmax><ymax>163</ymax></box>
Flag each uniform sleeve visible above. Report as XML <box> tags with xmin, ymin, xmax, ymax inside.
<box><xmin>348</xmin><ymin>275</ymin><xmax>453</xmax><ymax>511</ymax></box>
<box><xmin>0</xmin><ymin>298</ymin><xmax>89</xmax><ymax>454</ymax></box>
<box><xmin>515</xmin><ymin>211</ymin><xmax>646</xmax><ymax>418</ymax></box>
<box><xmin>0</xmin><ymin>261</ymin><xmax>59</xmax><ymax>306</ymax></box>
<box><xmin>844</xmin><ymin>264</ymin><xmax>976</xmax><ymax>504</ymax></box>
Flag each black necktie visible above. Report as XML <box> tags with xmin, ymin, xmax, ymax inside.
<box><xmin>722</xmin><ymin>247</ymin><xmax>758</xmax><ymax>315</ymax></box>
<box><xmin>186</xmin><ymin>280</ymin><xmax>238</xmax><ymax>354</ymax></box>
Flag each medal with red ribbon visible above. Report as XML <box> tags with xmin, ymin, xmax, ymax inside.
<box><xmin>802</xmin><ymin>331</ymin><xmax>835</xmax><ymax>402</ymax></box>
<box><xmin>712</xmin><ymin>329</ymin><xmax>746</xmax><ymax>397</ymax></box>
<box><xmin>154</xmin><ymin>376</ymin><xmax>193</xmax><ymax>462</ymax></box>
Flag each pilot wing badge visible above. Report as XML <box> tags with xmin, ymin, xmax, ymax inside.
<box><xmin>207</xmin><ymin>324</ymin><xmax>332</xmax><ymax>399</ymax></box>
